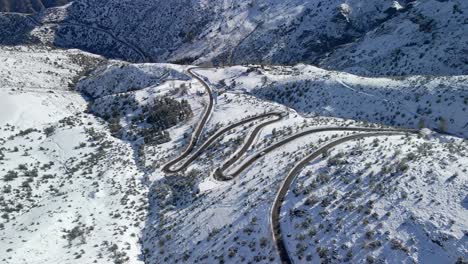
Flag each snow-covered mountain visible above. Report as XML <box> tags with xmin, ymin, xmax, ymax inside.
<box><xmin>1</xmin><ymin>44</ymin><xmax>467</xmax><ymax>264</ymax></box>
<box><xmin>2</xmin><ymin>0</ymin><xmax>466</xmax><ymax>76</ymax></box>
<box><xmin>1</xmin><ymin>1</ymin><xmax>467</xmax><ymax>264</ymax></box>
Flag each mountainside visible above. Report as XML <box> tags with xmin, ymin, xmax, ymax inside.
<box><xmin>0</xmin><ymin>0</ymin><xmax>69</xmax><ymax>13</ymax></box>
<box><xmin>1</xmin><ymin>1</ymin><xmax>467</xmax><ymax>264</ymax></box>
<box><xmin>19</xmin><ymin>0</ymin><xmax>466</xmax><ymax>76</ymax></box>
<box><xmin>1</xmin><ymin>46</ymin><xmax>467</xmax><ymax>264</ymax></box>
<box><xmin>198</xmin><ymin>65</ymin><xmax>468</xmax><ymax>137</ymax></box>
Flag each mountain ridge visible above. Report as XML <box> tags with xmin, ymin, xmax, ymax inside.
<box><xmin>1</xmin><ymin>0</ymin><xmax>466</xmax><ymax>76</ymax></box>
<box><xmin>32</xmin><ymin>0</ymin><xmax>468</xmax><ymax>76</ymax></box>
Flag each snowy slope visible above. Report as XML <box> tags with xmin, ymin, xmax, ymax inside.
<box><xmin>320</xmin><ymin>0</ymin><xmax>468</xmax><ymax>76</ymax></box>
<box><xmin>0</xmin><ymin>47</ymin><xmax>147</xmax><ymax>264</ymax></box>
<box><xmin>137</xmin><ymin>79</ymin><xmax>467</xmax><ymax>263</ymax></box>
<box><xmin>0</xmin><ymin>0</ymin><xmax>70</xmax><ymax>13</ymax></box>
<box><xmin>1</xmin><ymin>44</ymin><xmax>466</xmax><ymax>264</ymax></box>
<box><xmin>198</xmin><ymin>65</ymin><xmax>468</xmax><ymax>138</ymax></box>
<box><xmin>77</xmin><ymin>62</ymin><xmax>190</xmax><ymax>99</ymax></box>
<box><xmin>283</xmin><ymin>134</ymin><xmax>468</xmax><ymax>263</ymax></box>
<box><xmin>0</xmin><ymin>45</ymin><xmax>102</xmax><ymax>91</ymax></box>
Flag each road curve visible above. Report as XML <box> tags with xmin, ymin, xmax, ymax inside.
<box><xmin>157</xmin><ymin>67</ymin><xmax>419</xmax><ymax>263</ymax></box>
<box><xmin>270</xmin><ymin>131</ymin><xmax>414</xmax><ymax>264</ymax></box>
<box><xmin>161</xmin><ymin>67</ymin><xmax>215</xmax><ymax>173</ymax></box>
<box><xmin>163</xmin><ymin>112</ymin><xmax>284</xmax><ymax>173</ymax></box>
<box><xmin>217</xmin><ymin>127</ymin><xmax>416</xmax><ymax>180</ymax></box>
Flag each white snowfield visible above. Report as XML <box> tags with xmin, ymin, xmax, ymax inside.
<box><xmin>0</xmin><ymin>45</ymin><xmax>101</xmax><ymax>92</ymax></box>
<box><xmin>0</xmin><ymin>46</ymin><xmax>467</xmax><ymax>264</ymax></box>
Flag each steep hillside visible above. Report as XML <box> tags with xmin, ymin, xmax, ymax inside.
<box><xmin>1</xmin><ymin>0</ymin><xmax>467</xmax><ymax>262</ymax></box>
<box><xmin>0</xmin><ymin>0</ymin><xmax>70</xmax><ymax>13</ymax></box>
<box><xmin>283</xmin><ymin>134</ymin><xmax>467</xmax><ymax>263</ymax></box>
<box><xmin>26</xmin><ymin>0</ymin><xmax>468</xmax><ymax>76</ymax></box>
<box><xmin>77</xmin><ymin>62</ymin><xmax>194</xmax><ymax>144</ymax></box>
<box><xmin>0</xmin><ymin>13</ymin><xmax>38</xmax><ymax>45</ymax></box>
<box><xmin>0</xmin><ymin>45</ymin><xmax>101</xmax><ymax>90</ymax></box>
<box><xmin>0</xmin><ymin>46</ymin><xmax>203</xmax><ymax>264</ymax></box>
<box><xmin>132</xmin><ymin>66</ymin><xmax>467</xmax><ymax>263</ymax></box>
<box><xmin>0</xmin><ymin>46</ymin><xmax>148</xmax><ymax>264</ymax></box>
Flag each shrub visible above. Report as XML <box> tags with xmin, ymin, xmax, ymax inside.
<box><xmin>396</xmin><ymin>160</ymin><xmax>409</xmax><ymax>172</ymax></box>
<box><xmin>3</xmin><ymin>171</ymin><xmax>18</xmax><ymax>181</ymax></box>
<box><xmin>305</xmin><ymin>194</ymin><xmax>320</xmax><ymax>206</ymax></box>
<box><xmin>390</xmin><ymin>238</ymin><xmax>409</xmax><ymax>253</ymax></box>
<box><xmin>44</xmin><ymin>126</ymin><xmax>56</xmax><ymax>137</ymax></box>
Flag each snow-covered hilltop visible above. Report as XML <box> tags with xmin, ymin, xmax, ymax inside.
<box><xmin>2</xmin><ymin>0</ymin><xmax>467</xmax><ymax>76</ymax></box>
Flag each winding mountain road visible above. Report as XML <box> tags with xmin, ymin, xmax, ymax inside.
<box><xmin>270</xmin><ymin>131</ymin><xmax>414</xmax><ymax>264</ymax></box>
<box><xmin>161</xmin><ymin>67</ymin><xmax>419</xmax><ymax>263</ymax></box>
<box><xmin>161</xmin><ymin>67</ymin><xmax>215</xmax><ymax>173</ymax></box>
<box><xmin>163</xmin><ymin>111</ymin><xmax>284</xmax><ymax>173</ymax></box>
<box><xmin>217</xmin><ymin>126</ymin><xmax>415</xmax><ymax>180</ymax></box>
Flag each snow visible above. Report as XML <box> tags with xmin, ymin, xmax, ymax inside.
<box><xmin>0</xmin><ymin>45</ymin><xmax>101</xmax><ymax>91</ymax></box>
<box><xmin>77</xmin><ymin>61</ymin><xmax>189</xmax><ymax>99</ymax></box>
<box><xmin>0</xmin><ymin>47</ymin><xmax>147</xmax><ymax>264</ymax></box>
<box><xmin>17</xmin><ymin>0</ymin><xmax>465</xmax><ymax>76</ymax></box>
<box><xmin>1</xmin><ymin>44</ymin><xmax>466</xmax><ymax>264</ymax></box>
<box><xmin>282</xmin><ymin>135</ymin><xmax>467</xmax><ymax>263</ymax></box>
<box><xmin>137</xmin><ymin>64</ymin><xmax>467</xmax><ymax>263</ymax></box>
<box><xmin>199</xmin><ymin>65</ymin><xmax>468</xmax><ymax>138</ymax></box>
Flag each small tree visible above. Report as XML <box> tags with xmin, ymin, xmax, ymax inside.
<box><xmin>108</xmin><ymin>118</ymin><xmax>122</xmax><ymax>136</ymax></box>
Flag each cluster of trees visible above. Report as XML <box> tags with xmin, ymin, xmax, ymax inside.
<box><xmin>88</xmin><ymin>93</ymin><xmax>192</xmax><ymax>145</ymax></box>
<box><xmin>145</xmin><ymin>97</ymin><xmax>192</xmax><ymax>129</ymax></box>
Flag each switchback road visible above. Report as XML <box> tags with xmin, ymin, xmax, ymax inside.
<box><xmin>160</xmin><ymin>67</ymin><xmax>419</xmax><ymax>263</ymax></box>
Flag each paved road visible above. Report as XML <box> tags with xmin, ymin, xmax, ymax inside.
<box><xmin>159</xmin><ymin>67</ymin><xmax>419</xmax><ymax>263</ymax></box>
<box><xmin>162</xmin><ymin>69</ymin><xmax>288</xmax><ymax>175</ymax></box>
<box><xmin>163</xmin><ymin>111</ymin><xmax>284</xmax><ymax>173</ymax></box>
<box><xmin>217</xmin><ymin>127</ymin><xmax>416</xmax><ymax>180</ymax></box>
<box><xmin>270</xmin><ymin>131</ymin><xmax>415</xmax><ymax>264</ymax></box>
<box><xmin>161</xmin><ymin>67</ymin><xmax>215</xmax><ymax>173</ymax></box>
